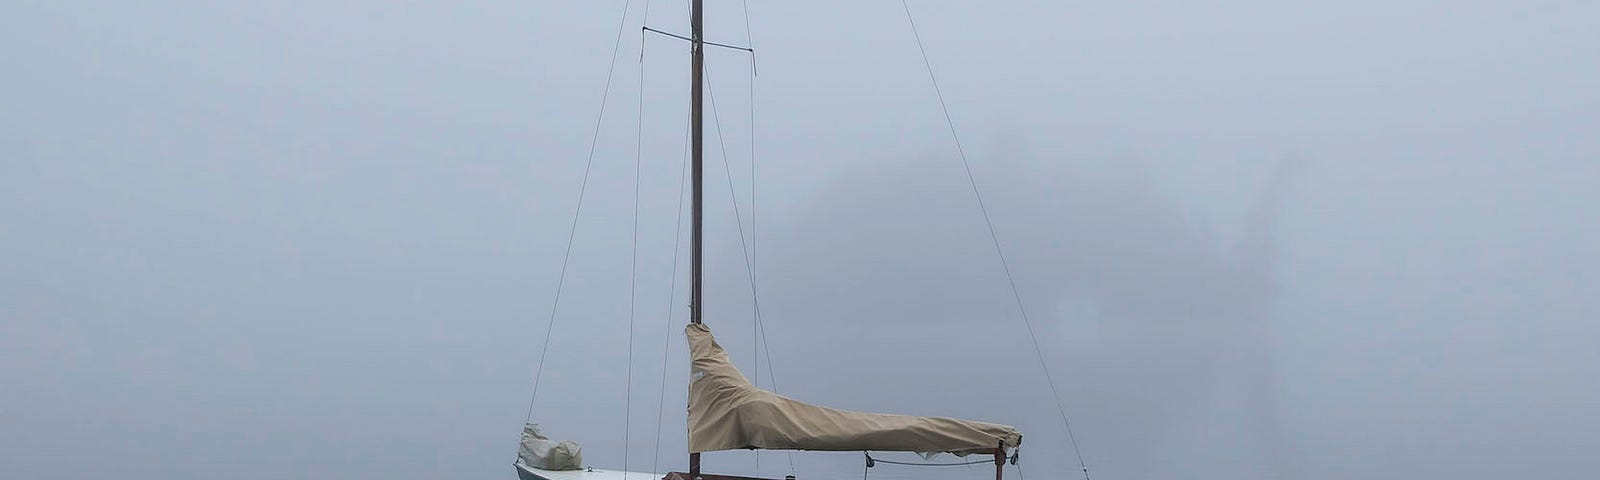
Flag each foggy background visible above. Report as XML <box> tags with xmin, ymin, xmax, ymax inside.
<box><xmin>3</xmin><ymin>1</ymin><xmax>1597</xmax><ymax>479</ymax></box>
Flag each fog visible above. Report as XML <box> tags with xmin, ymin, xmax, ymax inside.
<box><xmin>2</xmin><ymin>1</ymin><xmax>1597</xmax><ymax>480</ymax></box>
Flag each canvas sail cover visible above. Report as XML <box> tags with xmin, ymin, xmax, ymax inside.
<box><xmin>518</xmin><ymin>423</ymin><xmax>582</xmax><ymax>471</ymax></box>
<box><xmin>686</xmin><ymin>323</ymin><xmax>1022</xmax><ymax>455</ymax></box>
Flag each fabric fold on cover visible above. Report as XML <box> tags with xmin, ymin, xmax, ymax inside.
<box><xmin>686</xmin><ymin>323</ymin><xmax>1021</xmax><ymax>455</ymax></box>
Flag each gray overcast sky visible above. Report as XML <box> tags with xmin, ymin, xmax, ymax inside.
<box><xmin>3</xmin><ymin>1</ymin><xmax>1597</xmax><ymax>480</ymax></box>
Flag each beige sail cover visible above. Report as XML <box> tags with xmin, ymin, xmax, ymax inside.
<box><xmin>686</xmin><ymin>323</ymin><xmax>1021</xmax><ymax>455</ymax></box>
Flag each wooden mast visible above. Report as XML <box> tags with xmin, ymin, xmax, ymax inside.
<box><xmin>688</xmin><ymin>0</ymin><xmax>704</xmax><ymax>477</ymax></box>
<box><xmin>688</xmin><ymin>0</ymin><xmax>704</xmax><ymax>329</ymax></box>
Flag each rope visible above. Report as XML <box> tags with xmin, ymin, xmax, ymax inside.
<box><xmin>524</xmin><ymin>0</ymin><xmax>637</xmax><ymax>428</ymax></box>
<box><xmin>897</xmin><ymin>2</ymin><xmax>1090</xmax><ymax>479</ymax></box>
<box><xmin>705</xmin><ymin>61</ymin><xmax>796</xmax><ymax>476</ymax></box>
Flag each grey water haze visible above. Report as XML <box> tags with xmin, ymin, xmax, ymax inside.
<box><xmin>3</xmin><ymin>1</ymin><xmax>1598</xmax><ymax>480</ymax></box>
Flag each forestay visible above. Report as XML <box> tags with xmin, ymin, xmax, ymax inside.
<box><xmin>686</xmin><ymin>323</ymin><xmax>1022</xmax><ymax>456</ymax></box>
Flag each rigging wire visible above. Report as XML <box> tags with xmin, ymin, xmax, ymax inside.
<box><xmin>623</xmin><ymin>0</ymin><xmax>653</xmax><ymax>474</ymax></box>
<box><xmin>705</xmin><ymin>61</ymin><xmax>796</xmax><ymax>475</ymax></box>
<box><xmin>654</xmin><ymin>3</ymin><xmax>697</xmax><ymax>475</ymax></box>
<box><xmin>642</xmin><ymin>27</ymin><xmax>753</xmax><ymax>53</ymax></box>
<box><xmin>652</xmin><ymin>110</ymin><xmax>692</xmax><ymax>477</ymax></box>
<box><xmin>896</xmin><ymin>2</ymin><xmax>1090</xmax><ymax>479</ymax></box>
<box><xmin>524</xmin><ymin>0</ymin><xmax>637</xmax><ymax>426</ymax></box>
<box><xmin>654</xmin><ymin>1</ymin><xmax>694</xmax><ymax>474</ymax></box>
<box><xmin>737</xmin><ymin>0</ymin><xmax>761</xmax><ymax>475</ymax></box>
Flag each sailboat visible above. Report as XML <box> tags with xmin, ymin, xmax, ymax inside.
<box><xmin>516</xmin><ymin>2</ymin><xmax>1044</xmax><ymax>480</ymax></box>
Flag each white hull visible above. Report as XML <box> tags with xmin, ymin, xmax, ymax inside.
<box><xmin>515</xmin><ymin>463</ymin><xmax>659</xmax><ymax>480</ymax></box>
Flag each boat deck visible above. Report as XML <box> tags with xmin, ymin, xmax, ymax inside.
<box><xmin>516</xmin><ymin>464</ymin><xmax>777</xmax><ymax>480</ymax></box>
<box><xmin>516</xmin><ymin>464</ymin><xmax>662</xmax><ymax>480</ymax></box>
